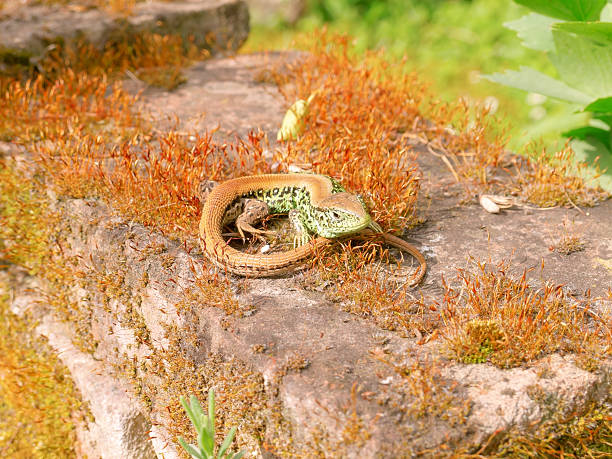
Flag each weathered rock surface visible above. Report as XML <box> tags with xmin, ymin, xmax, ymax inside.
<box><xmin>415</xmin><ymin>150</ymin><xmax>612</xmax><ymax>299</ymax></box>
<box><xmin>139</xmin><ymin>52</ymin><xmax>288</xmax><ymax>139</ymax></box>
<box><xmin>0</xmin><ymin>0</ymin><xmax>249</xmax><ymax>59</ymax></box>
<box><xmin>246</xmin><ymin>0</ymin><xmax>306</xmax><ymax>25</ymax></box>
<box><xmin>2</xmin><ymin>53</ymin><xmax>611</xmax><ymax>457</ymax></box>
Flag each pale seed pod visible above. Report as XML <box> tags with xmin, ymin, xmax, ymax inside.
<box><xmin>277</xmin><ymin>91</ymin><xmax>319</xmax><ymax>141</ymax></box>
<box><xmin>480</xmin><ymin>195</ymin><xmax>501</xmax><ymax>213</ymax></box>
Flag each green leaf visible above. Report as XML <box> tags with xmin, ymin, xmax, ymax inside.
<box><xmin>521</xmin><ymin>108</ymin><xmax>591</xmax><ymax>141</ymax></box>
<box><xmin>199</xmin><ymin>429</ymin><xmax>214</xmax><ymax>457</ymax></box>
<box><xmin>483</xmin><ymin>66</ymin><xmax>591</xmax><ymax>104</ymax></box>
<box><xmin>190</xmin><ymin>395</ymin><xmax>206</xmax><ymax>430</ymax></box>
<box><xmin>207</xmin><ymin>389</ymin><xmax>215</xmax><ymax>440</ymax></box>
<box><xmin>564</xmin><ymin>125</ymin><xmax>612</xmax><ymax>149</ymax></box>
<box><xmin>550</xmin><ymin>23</ymin><xmax>612</xmax><ymax>98</ymax></box>
<box><xmin>178</xmin><ymin>438</ymin><xmax>204</xmax><ymax>459</ymax></box>
<box><xmin>504</xmin><ymin>13</ymin><xmax>558</xmax><ymax>52</ymax></box>
<box><xmin>584</xmin><ymin>96</ymin><xmax>612</xmax><ymax>113</ymax></box>
<box><xmin>555</xmin><ymin>20</ymin><xmax>612</xmax><ymax>42</ymax></box>
<box><xmin>593</xmin><ymin>112</ymin><xmax>612</xmax><ymax>127</ymax></box>
<box><xmin>569</xmin><ymin>137</ymin><xmax>612</xmax><ymax>192</ymax></box>
<box><xmin>218</xmin><ymin>426</ymin><xmax>237</xmax><ymax>458</ymax></box>
<box><xmin>601</xmin><ymin>3</ymin><xmax>612</xmax><ymax>21</ymax></box>
<box><xmin>181</xmin><ymin>396</ymin><xmax>201</xmax><ymax>432</ymax></box>
<box><xmin>514</xmin><ymin>0</ymin><xmax>607</xmax><ymax>21</ymax></box>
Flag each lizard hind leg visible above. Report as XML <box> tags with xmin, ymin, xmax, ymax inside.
<box><xmin>235</xmin><ymin>198</ymin><xmax>275</xmax><ymax>241</ymax></box>
<box><xmin>288</xmin><ymin>209</ymin><xmax>313</xmax><ymax>248</ymax></box>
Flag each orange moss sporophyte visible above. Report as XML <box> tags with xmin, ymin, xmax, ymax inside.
<box><xmin>38</xmin><ymin>31</ymin><xmax>206</xmax><ymax>88</ymax></box>
<box><xmin>440</xmin><ymin>259</ymin><xmax>611</xmax><ymax>369</ymax></box>
<box><xmin>0</xmin><ymin>70</ymin><xmax>141</xmax><ymax>142</ymax></box>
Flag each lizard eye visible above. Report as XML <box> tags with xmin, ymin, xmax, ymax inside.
<box><xmin>331</xmin><ymin>211</ymin><xmax>341</xmax><ymax>219</ymax></box>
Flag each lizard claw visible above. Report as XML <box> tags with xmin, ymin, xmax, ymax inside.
<box><xmin>292</xmin><ymin>232</ymin><xmax>311</xmax><ymax>248</ymax></box>
<box><xmin>236</xmin><ymin>220</ymin><xmax>276</xmax><ymax>242</ymax></box>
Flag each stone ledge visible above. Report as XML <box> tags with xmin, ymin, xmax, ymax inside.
<box><xmin>1</xmin><ymin>51</ymin><xmax>611</xmax><ymax>456</ymax></box>
<box><xmin>2</xmin><ymin>186</ymin><xmax>608</xmax><ymax>457</ymax></box>
<box><xmin>0</xmin><ymin>0</ymin><xmax>249</xmax><ymax>58</ymax></box>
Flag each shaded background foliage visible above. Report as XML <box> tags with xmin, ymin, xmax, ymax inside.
<box><xmin>246</xmin><ymin>1</ymin><xmax>609</xmax><ymax>164</ymax></box>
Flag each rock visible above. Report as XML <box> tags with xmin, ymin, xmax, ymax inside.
<box><xmin>2</xmin><ymin>52</ymin><xmax>610</xmax><ymax>456</ymax></box>
<box><xmin>140</xmin><ymin>52</ymin><xmax>289</xmax><ymax>139</ymax></box>
<box><xmin>0</xmin><ymin>1</ymin><xmax>249</xmax><ymax>60</ymax></box>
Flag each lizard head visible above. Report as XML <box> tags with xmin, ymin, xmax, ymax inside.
<box><xmin>316</xmin><ymin>192</ymin><xmax>382</xmax><ymax>238</ymax></box>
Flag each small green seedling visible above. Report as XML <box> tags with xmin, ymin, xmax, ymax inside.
<box><xmin>178</xmin><ymin>390</ymin><xmax>244</xmax><ymax>459</ymax></box>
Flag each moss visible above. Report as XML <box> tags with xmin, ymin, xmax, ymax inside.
<box><xmin>0</xmin><ymin>46</ymin><xmax>33</xmax><ymax>79</ymax></box>
<box><xmin>442</xmin><ymin>259</ymin><xmax>611</xmax><ymax>369</ymax></box>
<box><xmin>0</xmin><ymin>281</ymin><xmax>86</xmax><ymax>458</ymax></box>
<box><xmin>459</xmin><ymin>319</ymin><xmax>505</xmax><ymax>364</ymax></box>
<box><xmin>0</xmin><ymin>161</ymin><xmax>55</xmax><ymax>275</ymax></box>
<box><xmin>0</xmin><ymin>159</ymin><xmax>99</xmax><ymax>354</ymax></box>
<box><xmin>492</xmin><ymin>402</ymin><xmax>612</xmax><ymax>458</ymax></box>
<box><xmin>136</xmin><ymin>320</ymin><xmax>274</xmax><ymax>457</ymax></box>
<box><xmin>1</xmin><ymin>16</ymin><xmax>610</xmax><ymax>456</ymax></box>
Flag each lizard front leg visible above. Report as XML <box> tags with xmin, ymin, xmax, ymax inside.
<box><xmin>288</xmin><ymin>209</ymin><xmax>313</xmax><ymax>248</ymax></box>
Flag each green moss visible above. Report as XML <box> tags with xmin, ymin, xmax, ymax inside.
<box><xmin>0</xmin><ymin>159</ymin><xmax>98</xmax><ymax>354</ymax></box>
<box><xmin>0</xmin><ymin>282</ymin><xmax>85</xmax><ymax>458</ymax></box>
<box><xmin>0</xmin><ymin>46</ymin><xmax>33</xmax><ymax>79</ymax></box>
<box><xmin>493</xmin><ymin>403</ymin><xmax>612</xmax><ymax>458</ymax></box>
<box><xmin>0</xmin><ymin>160</ymin><xmax>55</xmax><ymax>275</ymax></box>
<box><xmin>459</xmin><ymin>319</ymin><xmax>505</xmax><ymax>365</ymax></box>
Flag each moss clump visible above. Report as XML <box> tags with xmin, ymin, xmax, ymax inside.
<box><xmin>0</xmin><ymin>46</ymin><xmax>33</xmax><ymax>79</ymax></box>
<box><xmin>442</xmin><ymin>259</ymin><xmax>611</xmax><ymax>369</ymax></box>
<box><xmin>493</xmin><ymin>403</ymin><xmax>612</xmax><ymax>458</ymax></box>
<box><xmin>458</xmin><ymin>319</ymin><xmax>505</xmax><ymax>364</ymax></box>
<box><xmin>0</xmin><ymin>283</ymin><xmax>85</xmax><ymax>458</ymax></box>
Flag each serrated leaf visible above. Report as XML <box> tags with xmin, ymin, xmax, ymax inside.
<box><xmin>521</xmin><ymin>109</ymin><xmax>590</xmax><ymax>142</ymax></box>
<box><xmin>550</xmin><ymin>23</ymin><xmax>612</xmax><ymax>98</ymax></box>
<box><xmin>483</xmin><ymin>67</ymin><xmax>591</xmax><ymax>104</ymax></box>
<box><xmin>593</xmin><ymin>112</ymin><xmax>612</xmax><ymax>127</ymax></box>
<box><xmin>570</xmin><ymin>137</ymin><xmax>612</xmax><ymax>192</ymax></box>
<box><xmin>584</xmin><ymin>96</ymin><xmax>612</xmax><ymax>113</ymax></box>
<box><xmin>504</xmin><ymin>13</ymin><xmax>558</xmax><ymax>52</ymax></box>
<box><xmin>514</xmin><ymin>0</ymin><xmax>607</xmax><ymax>21</ymax></box>
<box><xmin>178</xmin><ymin>438</ymin><xmax>204</xmax><ymax>459</ymax></box>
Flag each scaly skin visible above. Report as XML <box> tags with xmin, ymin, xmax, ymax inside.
<box><xmin>199</xmin><ymin>173</ymin><xmax>426</xmax><ymax>284</ymax></box>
